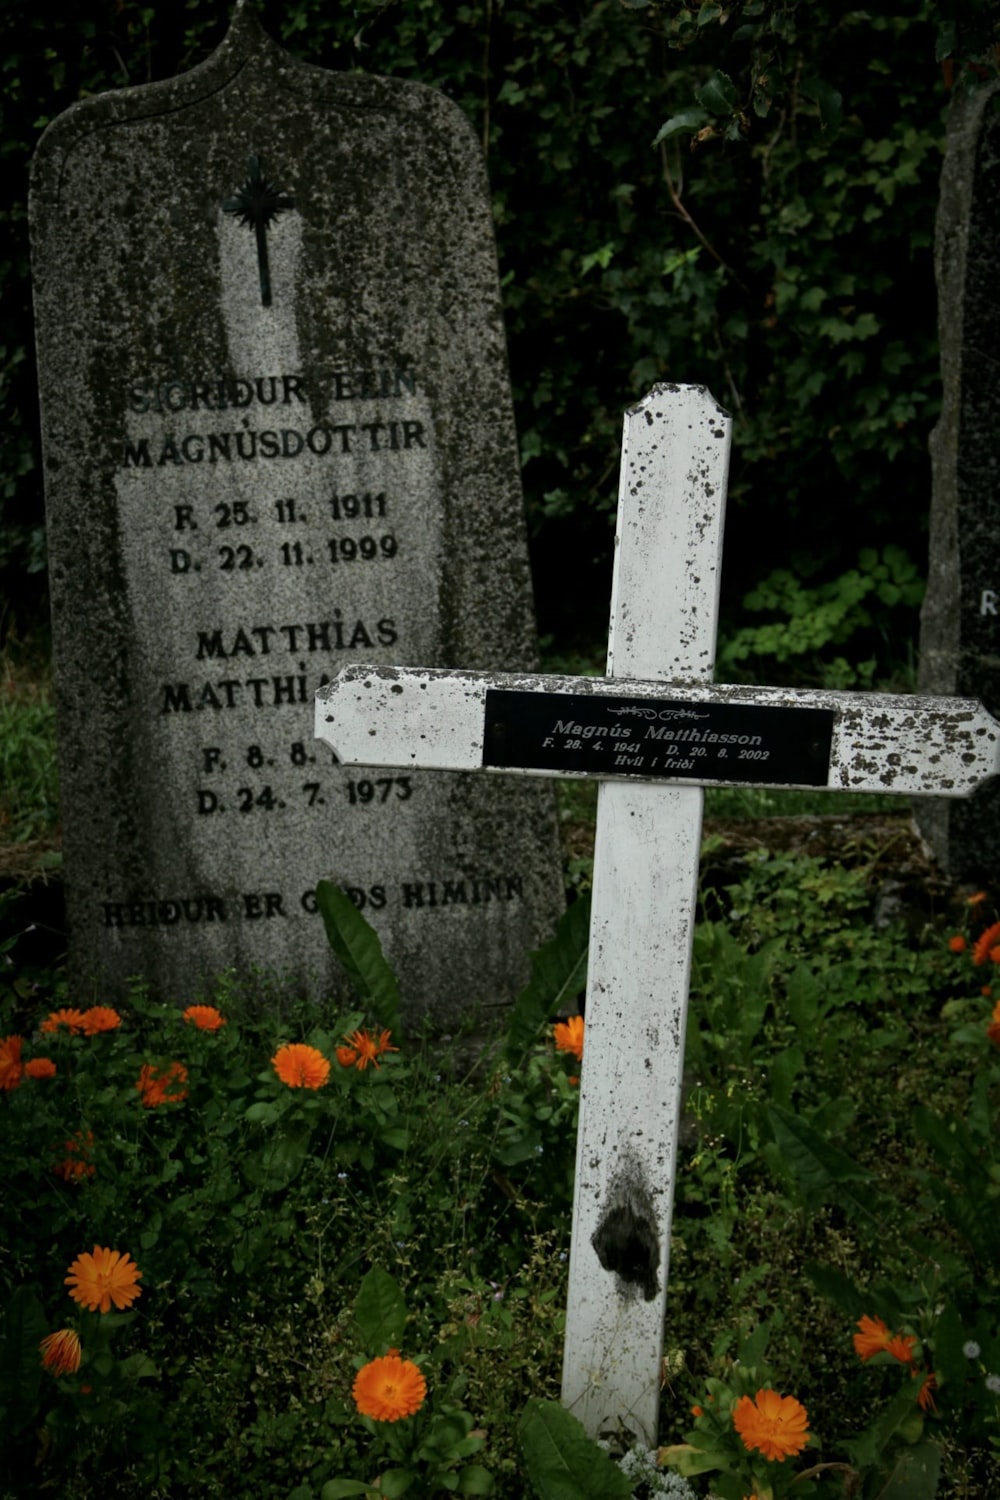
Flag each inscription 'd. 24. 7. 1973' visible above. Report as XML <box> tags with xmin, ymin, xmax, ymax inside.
<box><xmin>482</xmin><ymin>690</ymin><xmax>835</xmax><ymax>785</ymax></box>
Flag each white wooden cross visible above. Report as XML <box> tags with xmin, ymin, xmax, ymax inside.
<box><xmin>314</xmin><ymin>384</ymin><xmax>1000</xmax><ymax>1446</ymax></box>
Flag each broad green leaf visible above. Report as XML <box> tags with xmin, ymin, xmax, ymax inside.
<box><xmin>802</xmin><ymin>77</ymin><xmax>843</xmax><ymax>132</ymax></box>
<box><xmin>658</xmin><ymin>1442</ymin><xmax>729</xmax><ymax>1478</ymax></box>
<box><xmin>505</xmin><ymin>895</ymin><xmax>589</xmax><ymax>1062</ymax></box>
<box><xmin>378</xmin><ymin>1470</ymin><xmax>416</xmax><ymax>1498</ymax></box>
<box><xmin>0</xmin><ymin>1287</ymin><xmax>47</xmax><ymax>1417</ymax></box>
<box><xmin>315</xmin><ymin>880</ymin><xmax>402</xmax><ymax>1035</ymax></box>
<box><xmin>768</xmin><ymin>1043</ymin><xmax>803</xmax><ymax>1108</ymax></box>
<box><xmin>241</xmin><ymin>1128</ymin><xmax>311</xmax><ymax>1191</ymax></box>
<box><xmin>873</xmin><ymin>1438</ymin><xmax>940</xmax><ymax>1499</ymax></box>
<box><xmin>321</xmin><ymin>1481</ymin><xmax>375</xmax><ymax>1499</ymax></box>
<box><xmin>244</xmin><ymin>1100</ymin><xmax>280</xmax><ymax>1124</ymax></box>
<box><xmin>355</xmin><ymin>1267</ymin><xmax>407</xmax><ymax>1353</ymax></box>
<box><xmin>519</xmin><ymin>1399</ymin><xmax>633</xmax><ymax>1499</ymax></box>
<box><xmin>766</xmin><ymin>1104</ymin><xmax>877</xmax><ymax>1223</ymax></box>
<box><xmin>845</xmin><ymin>1376</ymin><xmax>922</xmax><ymax>1469</ymax></box>
<box><xmin>653</xmin><ymin>107</ymin><xmax>709</xmax><ymax>146</ymax></box>
<box><xmin>457</xmin><ymin>1465</ymin><xmax>494</xmax><ymax>1494</ymax></box>
<box><xmin>119</xmin><ymin>1352</ymin><xmax>159</xmax><ymax>1381</ymax></box>
<box><xmin>696</xmin><ymin>71</ymin><xmax>738</xmax><ymax>115</ymax></box>
<box><xmin>804</xmin><ymin>1261</ymin><xmax>867</xmax><ymax>1319</ymax></box>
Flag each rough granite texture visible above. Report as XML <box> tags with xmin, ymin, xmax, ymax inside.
<box><xmin>917</xmin><ymin>82</ymin><xmax>1000</xmax><ymax>883</ymax></box>
<box><xmin>30</xmin><ymin>4</ymin><xmax>563</xmax><ymax>1023</ymax></box>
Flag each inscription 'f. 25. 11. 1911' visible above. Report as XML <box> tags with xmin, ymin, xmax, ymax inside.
<box><xmin>482</xmin><ymin>689</ymin><xmax>835</xmax><ymax>785</ymax></box>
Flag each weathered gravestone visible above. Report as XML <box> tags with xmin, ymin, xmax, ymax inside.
<box><xmin>29</xmin><ymin>2</ymin><xmax>562</xmax><ymax>1021</ymax></box>
<box><xmin>317</xmin><ymin>383</ymin><xmax>1000</xmax><ymax>1443</ymax></box>
<box><xmin>918</xmin><ymin>79</ymin><xmax>1000</xmax><ymax>883</ymax></box>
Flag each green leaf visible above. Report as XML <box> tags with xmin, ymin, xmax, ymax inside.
<box><xmin>766</xmin><ymin>1104</ymin><xmax>877</xmax><ymax>1222</ymax></box>
<box><xmin>241</xmin><ymin>1128</ymin><xmax>311</xmax><ymax>1191</ymax></box>
<box><xmin>804</xmin><ymin>1261</ymin><xmax>868</xmax><ymax>1319</ymax></box>
<box><xmin>846</xmin><ymin>1376</ymin><xmax>923</xmax><ymax>1470</ymax></box>
<box><xmin>321</xmin><ymin>1481</ymin><xmax>375</xmax><ymax>1499</ymax></box>
<box><xmin>505</xmin><ymin>895</ymin><xmax>589</xmax><ymax>1062</ymax></box>
<box><xmin>768</xmin><ymin>1043</ymin><xmax>803</xmax><ymax>1108</ymax></box>
<box><xmin>652</xmin><ymin>108</ymin><xmax>709</xmax><ymax>145</ymax></box>
<box><xmin>119</xmin><ymin>1352</ymin><xmax>159</xmax><ymax>1381</ymax></box>
<box><xmin>0</xmin><ymin>1288</ymin><xmax>47</xmax><ymax>1419</ymax></box>
<box><xmin>355</xmin><ymin>1268</ymin><xmax>407</xmax><ymax>1353</ymax></box>
<box><xmin>457</xmin><ymin>1465</ymin><xmax>495</xmax><ymax>1494</ymax></box>
<box><xmin>659</xmin><ymin>1442</ymin><xmax>729</xmax><ymax>1478</ymax></box>
<box><xmin>379</xmin><ymin>1470</ymin><xmax>416</xmax><ymax>1498</ymax></box>
<box><xmin>874</xmin><ymin>1441</ymin><xmax>941</xmax><ymax>1500</ymax></box>
<box><xmin>802</xmin><ymin>77</ymin><xmax>843</xmax><ymax>132</ymax></box>
<box><xmin>244</xmin><ymin>1101</ymin><xmax>280</xmax><ymax>1124</ymax></box>
<box><xmin>315</xmin><ymin>880</ymin><xmax>402</xmax><ymax>1035</ymax></box>
<box><xmin>696</xmin><ymin>71</ymin><xmax>738</xmax><ymax>115</ymax></box>
<box><xmin>518</xmin><ymin>1399</ymin><xmax>633</xmax><ymax>1500</ymax></box>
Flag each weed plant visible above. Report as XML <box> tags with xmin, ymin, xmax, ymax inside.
<box><xmin>0</xmin><ymin>845</ymin><xmax>998</xmax><ymax>1497</ymax></box>
<box><xmin>0</xmin><ymin>642</ymin><xmax>58</xmax><ymax>846</ymax></box>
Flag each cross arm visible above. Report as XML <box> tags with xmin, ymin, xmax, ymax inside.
<box><xmin>315</xmin><ymin>665</ymin><xmax>1000</xmax><ymax>798</ymax></box>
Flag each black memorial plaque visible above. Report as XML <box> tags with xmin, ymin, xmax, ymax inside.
<box><xmin>482</xmin><ymin>691</ymin><xmax>834</xmax><ymax>786</ymax></box>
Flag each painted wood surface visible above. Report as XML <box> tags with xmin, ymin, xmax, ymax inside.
<box><xmin>558</xmin><ymin>385</ymin><xmax>728</xmax><ymax>1443</ymax></box>
<box><xmin>316</xmin><ymin>669</ymin><xmax>1000</xmax><ymax>800</ymax></box>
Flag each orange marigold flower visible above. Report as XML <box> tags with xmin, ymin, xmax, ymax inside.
<box><xmin>915</xmin><ymin>1369</ymin><xmax>937</xmax><ymax>1412</ymax></box>
<box><xmin>732</xmin><ymin>1388</ymin><xmax>810</xmax><ymax>1462</ymax></box>
<box><xmin>39</xmin><ymin>1328</ymin><xmax>82</xmax><ymax>1377</ymax></box>
<box><xmin>79</xmin><ymin>1006</ymin><xmax>121</xmax><ymax>1036</ymax></box>
<box><xmin>25</xmin><ymin>1057</ymin><xmax>57</xmax><ymax>1079</ymax></box>
<box><xmin>353</xmin><ymin>1349</ymin><xmax>427</xmax><ymax>1422</ymax></box>
<box><xmin>0</xmin><ymin>1035</ymin><xmax>24</xmax><ymax>1092</ymax></box>
<box><xmin>973</xmin><ymin>922</ymin><xmax>1000</xmax><ymax>966</ymax></box>
<box><xmin>853</xmin><ymin>1314</ymin><xmax>916</xmax><ymax>1364</ymax></box>
<box><xmin>40</xmin><ymin>1008</ymin><xmax>87</xmax><ymax>1035</ymax></box>
<box><xmin>337</xmin><ymin>1027</ymin><xmax>398</xmax><ymax>1071</ymax></box>
<box><xmin>54</xmin><ymin>1130</ymin><xmax>96</xmax><ymax>1182</ymax></box>
<box><xmin>553</xmin><ymin>1014</ymin><xmax>585</xmax><ymax>1062</ymax></box>
<box><xmin>948</xmin><ymin>934</ymin><xmax>967</xmax><ymax>954</ymax></box>
<box><xmin>182</xmin><ymin>1004</ymin><xmax>226</xmax><ymax>1031</ymax></box>
<box><xmin>135</xmin><ymin>1060</ymin><xmax>189</xmax><ymax>1108</ymax></box>
<box><xmin>691</xmin><ymin>1404</ymin><xmax>704</xmax><ymax>1417</ymax></box>
<box><xmin>272</xmin><ymin>1042</ymin><xmax>331</xmax><ymax>1089</ymax></box>
<box><xmin>65</xmin><ymin>1246</ymin><xmax>142</xmax><ymax>1314</ymax></box>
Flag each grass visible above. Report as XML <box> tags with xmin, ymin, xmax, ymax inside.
<box><xmin>0</xmin><ymin>638</ymin><xmax>59</xmax><ymax>848</ymax></box>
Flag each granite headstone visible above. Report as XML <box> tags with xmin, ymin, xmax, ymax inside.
<box><xmin>918</xmin><ymin>79</ymin><xmax>1000</xmax><ymax>884</ymax></box>
<box><xmin>29</xmin><ymin>3</ymin><xmax>562</xmax><ymax>1024</ymax></box>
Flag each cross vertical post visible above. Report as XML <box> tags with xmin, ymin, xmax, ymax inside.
<box><xmin>559</xmin><ymin>385</ymin><xmax>730</xmax><ymax>1444</ymax></box>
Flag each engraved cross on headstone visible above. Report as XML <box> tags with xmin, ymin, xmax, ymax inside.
<box><xmin>315</xmin><ymin>384</ymin><xmax>1000</xmax><ymax>1445</ymax></box>
<box><xmin>222</xmin><ymin>154</ymin><xmax>295</xmax><ymax>307</ymax></box>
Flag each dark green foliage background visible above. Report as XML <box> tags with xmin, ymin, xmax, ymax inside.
<box><xmin>0</xmin><ymin>1</ymin><xmax>963</xmax><ymax>678</ymax></box>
